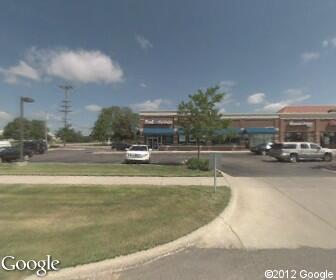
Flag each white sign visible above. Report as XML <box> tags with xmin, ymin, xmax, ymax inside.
<box><xmin>289</xmin><ymin>121</ymin><xmax>313</xmax><ymax>128</ymax></box>
<box><xmin>144</xmin><ymin>119</ymin><xmax>173</xmax><ymax>125</ymax></box>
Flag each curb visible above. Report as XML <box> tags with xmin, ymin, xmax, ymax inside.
<box><xmin>92</xmin><ymin>151</ymin><xmax>251</xmax><ymax>155</ymax></box>
<box><xmin>25</xmin><ymin>173</ymin><xmax>236</xmax><ymax>280</ymax></box>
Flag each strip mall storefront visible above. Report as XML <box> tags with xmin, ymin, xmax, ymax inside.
<box><xmin>139</xmin><ymin>106</ymin><xmax>336</xmax><ymax>150</ymax></box>
<box><xmin>279</xmin><ymin>115</ymin><xmax>336</xmax><ymax>147</ymax></box>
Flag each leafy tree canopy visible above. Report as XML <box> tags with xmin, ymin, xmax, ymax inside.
<box><xmin>91</xmin><ymin>106</ymin><xmax>139</xmax><ymax>142</ymax></box>
<box><xmin>178</xmin><ymin>85</ymin><xmax>229</xmax><ymax>157</ymax></box>
<box><xmin>3</xmin><ymin>118</ymin><xmax>46</xmax><ymax>140</ymax></box>
<box><xmin>55</xmin><ymin>127</ymin><xmax>88</xmax><ymax>143</ymax></box>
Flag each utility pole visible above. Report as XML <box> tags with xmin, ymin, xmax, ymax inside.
<box><xmin>19</xmin><ymin>97</ymin><xmax>34</xmax><ymax>161</ymax></box>
<box><xmin>59</xmin><ymin>85</ymin><xmax>73</xmax><ymax>147</ymax></box>
<box><xmin>45</xmin><ymin>113</ymin><xmax>49</xmax><ymax>147</ymax></box>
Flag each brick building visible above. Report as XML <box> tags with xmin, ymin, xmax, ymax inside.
<box><xmin>138</xmin><ymin>105</ymin><xmax>336</xmax><ymax>150</ymax></box>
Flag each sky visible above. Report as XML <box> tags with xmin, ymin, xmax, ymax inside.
<box><xmin>1</xmin><ymin>0</ymin><xmax>336</xmax><ymax>135</ymax></box>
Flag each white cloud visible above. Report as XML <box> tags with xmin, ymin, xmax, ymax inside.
<box><xmin>0</xmin><ymin>61</ymin><xmax>40</xmax><ymax>84</ymax></box>
<box><xmin>135</xmin><ymin>35</ymin><xmax>153</xmax><ymax>49</ymax></box>
<box><xmin>216</xmin><ymin>80</ymin><xmax>238</xmax><ymax>112</ymax></box>
<box><xmin>0</xmin><ymin>48</ymin><xmax>123</xmax><ymax>84</ymax></box>
<box><xmin>262</xmin><ymin>102</ymin><xmax>287</xmax><ymax>112</ymax></box>
<box><xmin>219</xmin><ymin>80</ymin><xmax>236</xmax><ymax>91</ymax></box>
<box><xmin>247</xmin><ymin>93</ymin><xmax>266</xmax><ymax>104</ymax></box>
<box><xmin>46</xmin><ymin>49</ymin><xmax>123</xmax><ymax>83</ymax></box>
<box><xmin>322</xmin><ymin>37</ymin><xmax>336</xmax><ymax>48</ymax></box>
<box><xmin>0</xmin><ymin>111</ymin><xmax>12</xmax><ymax>129</ymax></box>
<box><xmin>323</xmin><ymin>40</ymin><xmax>329</xmax><ymax>48</ymax></box>
<box><xmin>259</xmin><ymin>88</ymin><xmax>311</xmax><ymax>112</ymax></box>
<box><xmin>85</xmin><ymin>104</ymin><xmax>102</xmax><ymax>112</ymax></box>
<box><xmin>301</xmin><ymin>52</ymin><xmax>320</xmax><ymax>63</ymax></box>
<box><xmin>331</xmin><ymin>38</ymin><xmax>336</xmax><ymax>47</ymax></box>
<box><xmin>0</xmin><ymin>111</ymin><xmax>12</xmax><ymax>121</ymax></box>
<box><xmin>140</xmin><ymin>82</ymin><xmax>147</xmax><ymax>88</ymax></box>
<box><xmin>131</xmin><ymin>99</ymin><xmax>170</xmax><ymax>111</ymax></box>
<box><xmin>221</xmin><ymin>93</ymin><xmax>234</xmax><ymax>105</ymax></box>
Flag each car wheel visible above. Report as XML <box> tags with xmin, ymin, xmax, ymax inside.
<box><xmin>289</xmin><ymin>154</ymin><xmax>298</xmax><ymax>163</ymax></box>
<box><xmin>23</xmin><ymin>155</ymin><xmax>30</xmax><ymax>161</ymax></box>
<box><xmin>324</xmin><ymin>153</ymin><xmax>333</xmax><ymax>162</ymax></box>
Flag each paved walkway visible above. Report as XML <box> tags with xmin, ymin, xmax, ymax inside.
<box><xmin>0</xmin><ymin>175</ymin><xmax>223</xmax><ymax>186</ymax></box>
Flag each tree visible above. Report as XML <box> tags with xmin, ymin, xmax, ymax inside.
<box><xmin>3</xmin><ymin>118</ymin><xmax>46</xmax><ymax>140</ymax></box>
<box><xmin>55</xmin><ymin>127</ymin><xmax>86</xmax><ymax>143</ymax></box>
<box><xmin>91</xmin><ymin>106</ymin><xmax>139</xmax><ymax>143</ymax></box>
<box><xmin>178</xmin><ymin>85</ymin><xmax>228</xmax><ymax>159</ymax></box>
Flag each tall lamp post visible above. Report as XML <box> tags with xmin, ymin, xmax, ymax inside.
<box><xmin>20</xmin><ymin>96</ymin><xmax>35</xmax><ymax>161</ymax></box>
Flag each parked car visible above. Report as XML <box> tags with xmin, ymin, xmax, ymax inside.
<box><xmin>111</xmin><ymin>142</ymin><xmax>131</xmax><ymax>151</ymax></box>
<box><xmin>268</xmin><ymin>142</ymin><xmax>333</xmax><ymax>163</ymax></box>
<box><xmin>24</xmin><ymin>140</ymin><xmax>48</xmax><ymax>154</ymax></box>
<box><xmin>252</xmin><ymin>142</ymin><xmax>273</xmax><ymax>155</ymax></box>
<box><xmin>0</xmin><ymin>140</ymin><xmax>12</xmax><ymax>149</ymax></box>
<box><xmin>125</xmin><ymin>145</ymin><xmax>152</xmax><ymax>163</ymax></box>
<box><xmin>0</xmin><ymin>147</ymin><xmax>34</xmax><ymax>163</ymax></box>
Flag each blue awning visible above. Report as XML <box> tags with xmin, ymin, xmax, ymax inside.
<box><xmin>143</xmin><ymin>128</ymin><xmax>174</xmax><ymax>136</ymax></box>
<box><xmin>244</xmin><ymin>127</ymin><xmax>277</xmax><ymax>134</ymax></box>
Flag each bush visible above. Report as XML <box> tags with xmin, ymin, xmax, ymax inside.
<box><xmin>186</xmin><ymin>158</ymin><xmax>209</xmax><ymax>171</ymax></box>
<box><xmin>186</xmin><ymin>158</ymin><xmax>199</xmax><ymax>170</ymax></box>
<box><xmin>198</xmin><ymin>159</ymin><xmax>210</xmax><ymax>171</ymax></box>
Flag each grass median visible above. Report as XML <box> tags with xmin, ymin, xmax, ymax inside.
<box><xmin>0</xmin><ymin>184</ymin><xmax>230</xmax><ymax>279</ymax></box>
<box><xmin>0</xmin><ymin>163</ymin><xmax>212</xmax><ymax>176</ymax></box>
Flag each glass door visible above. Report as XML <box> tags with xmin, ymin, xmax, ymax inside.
<box><xmin>147</xmin><ymin>137</ymin><xmax>159</xmax><ymax>149</ymax></box>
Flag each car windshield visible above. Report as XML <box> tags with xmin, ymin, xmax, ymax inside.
<box><xmin>129</xmin><ymin>146</ymin><xmax>148</xmax><ymax>151</ymax></box>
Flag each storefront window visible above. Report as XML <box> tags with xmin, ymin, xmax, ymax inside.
<box><xmin>164</xmin><ymin>135</ymin><xmax>174</xmax><ymax>145</ymax></box>
<box><xmin>178</xmin><ymin>134</ymin><xmax>186</xmax><ymax>143</ymax></box>
<box><xmin>285</xmin><ymin>132</ymin><xmax>308</xmax><ymax>142</ymax></box>
<box><xmin>212</xmin><ymin>135</ymin><xmax>241</xmax><ymax>145</ymax></box>
<box><xmin>248</xmin><ymin>134</ymin><xmax>274</xmax><ymax>147</ymax></box>
<box><xmin>320</xmin><ymin>132</ymin><xmax>336</xmax><ymax>147</ymax></box>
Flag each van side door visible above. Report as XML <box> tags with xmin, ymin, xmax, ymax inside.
<box><xmin>309</xmin><ymin>143</ymin><xmax>323</xmax><ymax>159</ymax></box>
<box><xmin>299</xmin><ymin>143</ymin><xmax>310</xmax><ymax>159</ymax></box>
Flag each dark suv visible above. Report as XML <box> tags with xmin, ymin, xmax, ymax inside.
<box><xmin>24</xmin><ymin>140</ymin><xmax>48</xmax><ymax>154</ymax></box>
<box><xmin>0</xmin><ymin>147</ymin><xmax>34</xmax><ymax>163</ymax></box>
<box><xmin>111</xmin><ymin>142</ymin><xmax>131</xmax><ymax>151</ymax></box>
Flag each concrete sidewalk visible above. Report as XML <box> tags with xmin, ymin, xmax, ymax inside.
<box><xmin>0</xmin><ymin>175</ymin><xmax>224</xmax><ymax>186</ymax></box>
<box><xmin>197</xmin><ymin>175</ymin><xmax>336</xmax><ymax>250</ymax></box>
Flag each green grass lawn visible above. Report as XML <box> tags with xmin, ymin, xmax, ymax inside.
<box><xmin>0</xmin><ymin>163</ymin><xmax>212</xmax><ymax>177</ymax></box>
<box><xmin>0</xmin><ymin>184</ymin><xmax>230</xmax><ymax>279</ymax></box>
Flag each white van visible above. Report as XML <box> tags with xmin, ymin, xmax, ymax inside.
<box><xmin>0</xmin><ymin>140</ymin><xmax>12</xmax><ymax>149</ymax></box>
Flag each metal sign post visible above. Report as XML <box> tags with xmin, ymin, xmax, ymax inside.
<box><xmin>209</xmin><ymin>153</ymin><xmax>221</xmax><ymax>193</ymax></box>
<box><xmin>214</xmin><ymin>153</ymin><xmax>217</xmax><ymax>193</ymax></box>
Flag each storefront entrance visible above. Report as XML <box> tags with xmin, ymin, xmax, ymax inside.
<box><xmin>146</xmin><ymin>137</ymin><xmax>160</xmax><ymax>149</ymax></box>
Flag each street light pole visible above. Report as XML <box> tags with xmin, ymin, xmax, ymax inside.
<box><xmin>19</xmin><ymin>98</ymin><xmax>24</xmax><ymax>161</ymax></box>
<box><xmin>19</xmin><ymin>97</ymin><xmax>35</xmax><ymax>161</ymax></box>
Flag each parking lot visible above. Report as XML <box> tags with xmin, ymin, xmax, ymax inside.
<box><xmin>30</xmin><ymin>148</ymin><xmax>336</xmax><ymax>178</ymax></box>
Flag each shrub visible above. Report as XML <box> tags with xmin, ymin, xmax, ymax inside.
<box><xmin>198</xmin><ymin>159</ymin><xmax>210</xmax><ymax>171</ymax></box>
<box><xmin>186</xmin><ymin>158</ymin><xmax>209</xmax><ymax>171</ymax></box>
<box><xmin>186</xmin><ymin>158</ymin><xmax>200</xmax><ymax>170</ymax></box>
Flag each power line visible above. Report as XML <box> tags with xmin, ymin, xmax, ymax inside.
<box><xmin>58</xmin><ymin>85</ymin><xmax>74</xmax><ymax>146</ymax></box>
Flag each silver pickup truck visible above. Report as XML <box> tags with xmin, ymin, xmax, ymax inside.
<box><xmin>268</xmin><ymin>142</ymin><xmax>333</xmax><ymax>163</ymax></box>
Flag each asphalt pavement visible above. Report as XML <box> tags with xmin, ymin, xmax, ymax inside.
<box><xmin>119</xmin><ymin>247</ymin><xmax>336</xmax><ymax>280</ymax></box>
<box><xmin>31</xmin><ymin>149</ymin><xmax>336</xmax><ymax>177</ymax></box>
